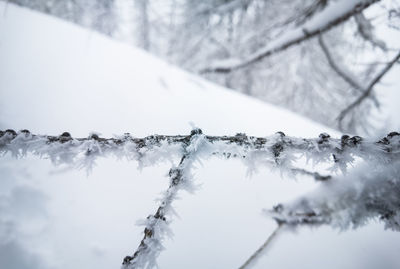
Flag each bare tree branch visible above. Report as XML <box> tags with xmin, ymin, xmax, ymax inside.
<box><xmin>337</xmin><ymin>50</ymin><xmax>400</xmax><ymax>130</ymax></box>
<box><xmin>354</xmin><ymin>12</ymin><xmax>387</xmax><ymax>50</ymax></box>
<box><xmin>318</xmin><ymin>34</ymin><xmax>379</xmax><ymax>106</ymax></box>
<box><xmin>238</xmin><ymin>223</ymin><xmax>284</xmax><ymax>269</ymax></box>
<box><xmin>295</xmin><ymin>0</ymin><xmax>328</xmax><ymax>25</ymax></box>
<box><xmin>200</xmin><ymin>0</ymin><xmax>380</xmax><ymax>74</ymax></box>
<box><xmin>290</xmin><ymin>168</ymin><xmax>332</xmax><ymax>181</ymax></box>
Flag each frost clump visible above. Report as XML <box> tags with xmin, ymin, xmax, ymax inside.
<box><xmin>268</xmin><ymin>157</ymin><xmax>400</xmax><ymax>231</ymax></box>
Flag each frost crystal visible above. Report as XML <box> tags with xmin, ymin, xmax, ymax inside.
<box><xmin>1</xmin><ymin>129</ymin><xmax>399</xmax><ymax>268</ymax></box>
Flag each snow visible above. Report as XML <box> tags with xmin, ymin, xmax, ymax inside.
<box><xmin>0</xmin><ymin>1</ymin><xmax>327</xmax><ymax>137</ymax></box>
<box><xmin>0</xmin><ymin>2</ymin><xmax>400</xmax><ymax>269</ymax></box>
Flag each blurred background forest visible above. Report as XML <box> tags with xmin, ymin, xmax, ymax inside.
<box><xmin>6</xmin><ymin>0</ymin><xmax>400</xmax><ymax>134</ymax></box>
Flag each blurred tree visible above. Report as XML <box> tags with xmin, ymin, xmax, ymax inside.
<box><xmin>134</xmin><ymin>0</ymin><xmax>150</xmax><ymax>50</ymax></box>
<box><xmin>130</xmin><ymin>0</ymin><xmax>399</xmax><ymax>134</ymax></box>
<box><xmin>8</xmin><ymin>0</ymin><xmax>117</xmax><ymax>36</ymax></box>
<box><xmin>90</xmin><ymin>0</ymin><xmax>118</xmax><ymax>36</ymax></box>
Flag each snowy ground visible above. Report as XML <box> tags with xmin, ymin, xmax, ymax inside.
<box><xmin>0</xmin><ymin>3</ymin><xmax>399</xmax><ymax>269</ymax></box>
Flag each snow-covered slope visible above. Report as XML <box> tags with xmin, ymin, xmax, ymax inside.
<box><xmin>0</xmin><ymin>3</ymin><xmax>399</xmax><ymax>269</ymax></box>
<box><xmin>0</xmin><ymin>3</ymin><xmax>330</xmax><ymax>137</ymax></box>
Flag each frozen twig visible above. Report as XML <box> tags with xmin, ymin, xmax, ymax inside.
<box><xmin>290</xmin><ymin>168</ymin><xmax>332</xmax><ymax>181</ymax></box>
<box><xmin>121</xmin><ymin>129</ymin><xmax>204</xmax><ymax>268</ymax></box>
<box><xmin>1</xmin><ymin>130</ymin><xmax>399</xmax><ymax>173</ymax></box>
<box><xmin>121</xmin><ymin>152</ymin><xmax>189</xmax><ymax>268</ymax></box>
<box><xmin>267</xmin><ymin>155</ymin><xmax>400</xmax><ymax>231</ymax></box>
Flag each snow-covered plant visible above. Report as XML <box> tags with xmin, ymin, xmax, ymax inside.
<box><xmin>1</xmin><ymin>128</ymin><xmax>399</xmax><ymax>268</ymax></box>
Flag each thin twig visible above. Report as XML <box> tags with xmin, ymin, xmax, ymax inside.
<box><xmin>318</xmin><ymin>34</ymin><xmax>379</xmax><ymax>106</ymax></box>
<box><xmin>238</xmin><ymin>223</ymin><xmax>284</xmax><ymax>269</ymax></box>
<box><xmin>291</xmin><ymin>167</ymin><xmax>332</xmax><ymax>181</ymax></box>
<box><xmin>337</xmin><ymin>50</ymin><xmax>400</xmax><ymax>130</ymax></box>
<box><xmin>354</xmin><ymin>12</ymin><xmax>387</xmax><ymax>50</ymax></box>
